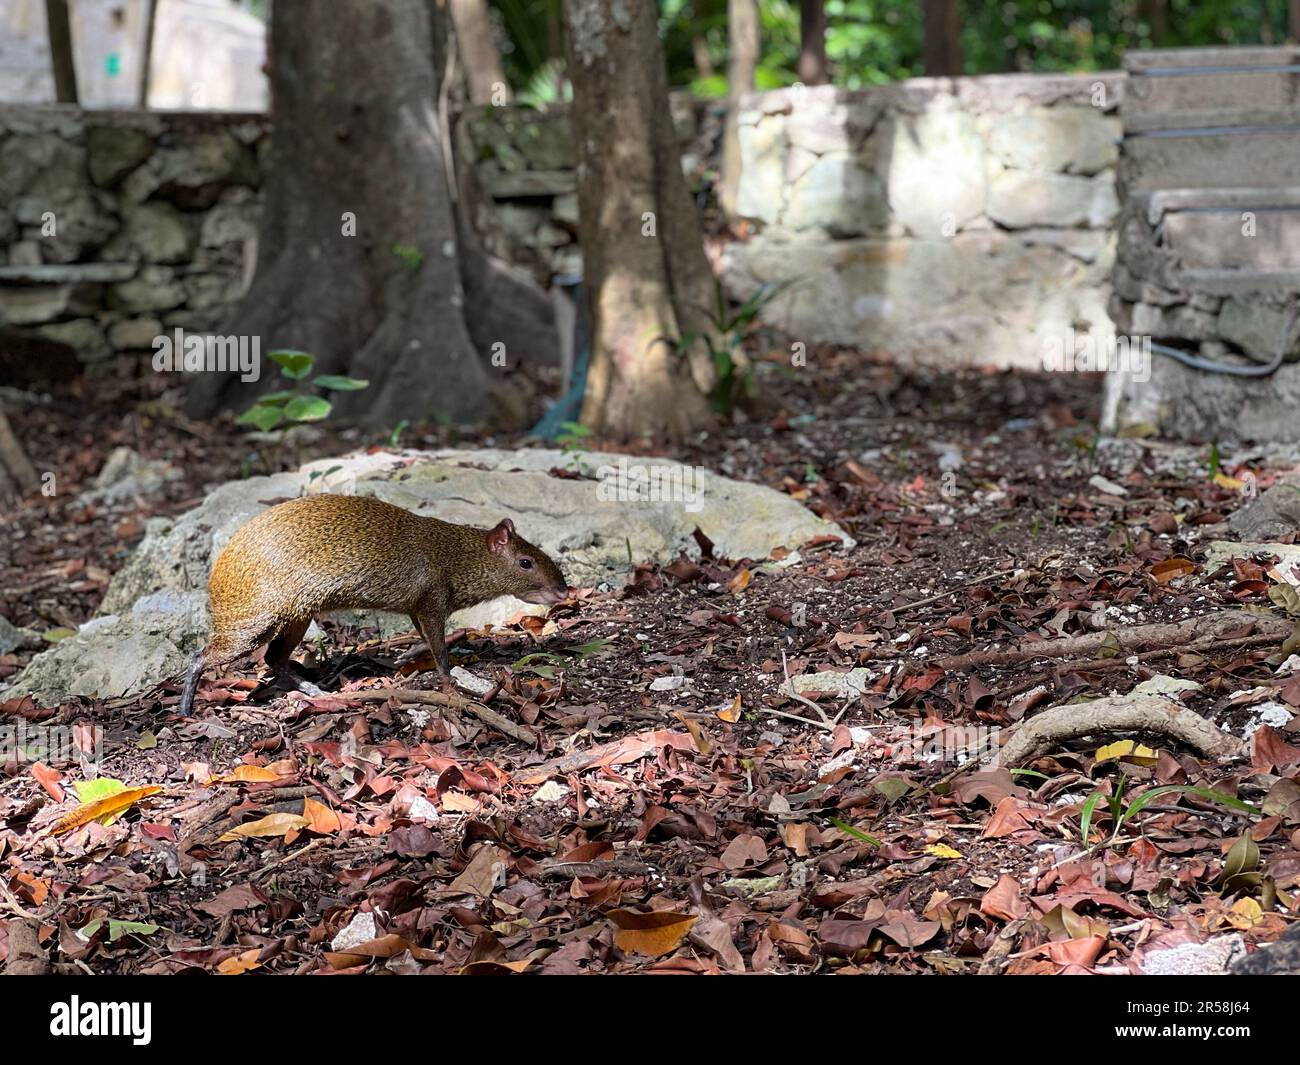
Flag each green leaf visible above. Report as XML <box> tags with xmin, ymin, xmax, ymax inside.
<box><xmin>313</xmin><ymin>374</ymin><xmax>370</xmax><ymax>392</ymax></box>
<box><xmin>391</xmin><ymin>243</ymin><xmax>423</xmax><ymax>270</ymax></box>
<box><xmin>41</xmin><ymin>627</ymin><xmax>77</xmax><ymax>643</ymax></box>
<box><xmin>1116</xmin><ymin>785</ymin><xmax>1258</xmax><ymax>834</ymax></box>
<box><xmin>236</xmin><ymin>403</ymin><xmax>285</xmax><ymax>432</ymax></box>
<box><xmin>268</xmin><ymin>349</ymin><xmax>315</xmax><ymax>379</ymax></box>
<box><xmin>283</xmin><ymin>395</ymin><xmax>332</xmax><ymax>422</ymax></box>
<box><xmin>75</xmin><ymin>777</ymin><xmax>127</xmax><ymax>803</ymax></box>
<box><xmin>256</xmin><ymin>390</ymin><xmax>296</xmax><ymax>406</ymax></box>
<box><xmin>828</xmin><ymin>816</ymin><xmax>881</xmax><ymax>848</ymax></box>
<box><xmin>81</xmin><ymin>918</ymin><xmax>161</xmax><ymax>943</ymax></box>
<box><xmin>563</xmin><ymin>638</ymin><xmax>613</xmax><ymax>659</ymax></box>
<box><xmin>1079</xmin><ymin>790</ymin><xmax>1105</xmax><ymax>844</ymax></box>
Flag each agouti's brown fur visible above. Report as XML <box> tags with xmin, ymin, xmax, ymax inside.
<box><xmin>179</xmin><ymin>494</ymin><xmax>568</xmax><ymax>714</ymax></box>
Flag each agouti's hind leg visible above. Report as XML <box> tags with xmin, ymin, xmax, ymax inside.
<box><xmin>265</xmin><ymin>617</ymin><xmax>323</xmax><ymax>697</ymax></box>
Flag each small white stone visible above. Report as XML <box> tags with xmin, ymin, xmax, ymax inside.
<box><xmin>331</xmin><ymin>911</ymin><xmax>379</xmax><ymax>951</ymax></box>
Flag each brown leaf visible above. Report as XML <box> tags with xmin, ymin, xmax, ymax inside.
<box><xmin>979</xmin><ymin>874</ymin><xmax>1028</xmax><ymax>921</ymax></box>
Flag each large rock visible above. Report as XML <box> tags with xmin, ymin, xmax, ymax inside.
<box><xmin>86</xmin><ymin>124</ymin><xmax>155</xmax><ymax>187</ymax></box>
<box><xmin>1231</xmin><ymin>922</ymin><xmax>1300</xmax><ymax>975</ymax></box>
<box><xmin>3</xmin><ymin>448</ymin><xmax>851</xmax><ymax>706</ymax></box>
<box><xmin>987</xmin><ymin>170</ymin><xmax>1117</xmax><ymax>229</ymax></box>
<box><xmin>984</xmin><ymin>107</ymin><xmax>1119</xmax><ymax>175</ymax></box>
<box><xmin>883</xmin><ymin>106</ymin><xmax>987</xmax><ymax>238</ymax></box>
<box><xmin>123</xmin><ymin>202</ymin><xmax>195</xmax><ymax>264</ymax></box>
<box><xmin>782</xmin><ymin>152</ymin><xmax>888</xmax><ymax>236</ymax></box>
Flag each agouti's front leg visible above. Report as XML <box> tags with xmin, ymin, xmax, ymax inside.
<box><xmin>410</xmin><ymin>596</ymin><xmax>455</xmax><ymax>694</ymax></box>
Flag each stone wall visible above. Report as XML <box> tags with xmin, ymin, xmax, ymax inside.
<box><xmin>0</xmin><ymin>106</ymin><xmax>266</xmax><ymax>363</ymax></box>
<box><xmin>1</xmin><ymin>74</ymin><xmax>1125</xmax><ymax>372</ymax></box>
<box><xmin>723</xmin><ymin>75</ymin><xmax>1124</xmax><ymax>368</ymax></box>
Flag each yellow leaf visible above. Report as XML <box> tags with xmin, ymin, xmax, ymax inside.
<box><xmin>727</xmin><ymin>568</ymin><xmax>752</xmax><ymax>594</ymax></box>
<box><xmin>219</xmin><ymin>813</ymin><xmax>308</xmax><ymax>842</ymax></box>
<box><xmin>1227</xmin><ymin>897</ymin><xmax>1263</xmax><ymax>930</ymax></box>
<box><xmin>210</xmin><ymin>765</ymin><xmax>282</xmax><ymax>784</ymax></box>
<box><xmin>607</xmin><ymin>909</ymin><xmax>697</xmax><ymax>957</ymax></box>
<box><xmin>217</xmin><ymin>949</ymin><xmax>263</xmax><ymax>975</ymax></box>
<box><xmin>1214</xmin><ymin>472</ymin><xmax>1246</xmax><ymax>490</ymax></box>
<box><xmin>49</xmin><ymin>785</ymin><xmax>163</xmax><ymax>836</ymax></box>
<box><xmin>716</xmin><ymin>693</ymin><xmax>742</xmax><ymax>723</ymax></box>
<box><xmin>441</xmin><ymin>792</ymin><xmax>481</xmax><ymax>814</ymax></box>
<box><xmin>302</xmin><ymin>797</ymin><xmax>341</xmax><ymax>834</ymax></box>
<box><xmin>1095</xmin><ymin>740</ymin><xmax>1159</xmax><ymax>766</ymax></box>
<box><xmin>925</xmin><ymin>844</ymin><xmax>963</xmax><ymax>859</ymax></box>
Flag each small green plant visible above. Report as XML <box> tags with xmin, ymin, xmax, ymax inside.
<box><xmin>237</xmin><ymin>350</ymin><xmax>369</xmax><ymax>432</ymax></box>
<box><xmin>391</xmin><ymin>243</ymin><xmax>423</xmax><ymax>271</ymax></box>
<box><xmin>556</xmin><ymin>420</ymin><xmax>592</xmax><ymax>452</ymax></box>
<box><xmin>388</xmin><ymin>419</ymin><xmax>410</xmax><ymax>448</ymax></box>
<box><xmin>1207</xmin><ymin>440</ymin><xmax>1222</xmax><ymax>479</ymax></box>
<box><xmin>511</xmin><ymin>637</ymin><xmax>612</xmax><ymax>678</ymax></box>
<box><xmin>676</xmin><ymin>279</ymin><xmax>795</xmax><ymax>417</ymax></box>
<box><xmin>1078</xmin><ymin>775</ymin><xmax>1257</xmax><ymax>853</ymax></box>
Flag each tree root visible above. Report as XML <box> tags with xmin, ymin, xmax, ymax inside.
<box><xmin>934</xmin><ymin>609</ymin><xmax>1292</xmax><ymax>671</ymax></box>
<box><xmin>994</xmin><ymin>694</ymin><xmax>1242</xmax><ymax>769</ymax></box>
<box><xmin>3</xmin><ymin>917</ymin><xmax>49</xmax><ymax>975</ymax></box>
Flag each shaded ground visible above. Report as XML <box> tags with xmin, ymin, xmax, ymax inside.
<box><xmin>3</xmin><ymin>347</ymin><xmax>1300</xmax><ymax>975</ymax></box>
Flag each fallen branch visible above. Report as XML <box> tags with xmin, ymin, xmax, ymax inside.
<box><xmin>994</xmin><ymin>694</ymin><xmax>1242</xmax><ymax>769</ymax></box>
<box><xmin>317</xmin><ymin>687</ymin><xmax>537</xmax><ymax>747</ymax></box>
<box><xmin>934</xmin><ymin>610</ymin><xmax>1292</xmax><ymax>672</ymax></box>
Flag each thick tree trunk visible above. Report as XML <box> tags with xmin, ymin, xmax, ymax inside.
<box><xmin>921</xmin><ymin>0</ymin><xmax>962</xmax><ymax>77</ymax></box>
<box><xmin>562</xmin><ymin>0</ymin><xmax>718</xmax><ymax>438</ymax></box>
<box><xmin>450</xmin><ymin>0</ymin><xmax>511</xmax><ymax>104</ymax></box>
<box><xmin>188</xmin><ymin>0</ymin><xmax>554</xmax><ymax>427</ymax></box>
<box><xmin>44</xmin><ymin>0</ymin><xmax>78</xmax><ymax>104</ymax></box>
<box><xmin>719</xmin><ymin>0</ymin><xmax>760</xmax><ymax>218</ymax></box>
<box><xmin>1291</xmin><ymin>0</ymin><xmax>1300</xmax><ymax>43</ymax></box>
<box><xmin>798</xmin><ymin>0</ymin><xmax>828</xmax><ymax>85</ymax></box>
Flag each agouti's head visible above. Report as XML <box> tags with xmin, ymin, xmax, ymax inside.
<box><xmin>485</xmin><ymin>518</ymin><xmax>569</xmax><ymax>605</ymax></box>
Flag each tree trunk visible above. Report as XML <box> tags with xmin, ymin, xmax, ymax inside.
<box><xmin>562</xmin><ymin>0</ymin><xmax>718</xmax><ymax>438</ymax></box>
<box><xmin>449</xmin><ymin>0</ymin><xmax>511</xmax><ymax>104</ymax></box>
<box><xmin>798</xmin><ymin>0</ymin><xmax>828</xmax><ymax>85</ymax></box>
<box><xmin>44</xmin><ymin>0</ymin><xmax>78</xmax><ymax>104</ymax></box>
<box><xmin>187</xmin><ymin>0</ymin><xmax>554</xmax><ymax>427</ymax></box>
<box><xmin>1291</xmin><ymin>0</ymin><xmax>1300</xmax><ymax>43</ymax></box>
<box><xmin>139</xmin><ymin>0</ymin><xmax>158</xmax><ymax>108</ymax></box>
<box><xmin>921</xmin><ymin>0</ymin><xmax>962</xmax><ymax>77</ymax></box>
<box><xmin>719</xmin><ymin>0</ymin><xmax>760</xmax><ymax>218</ymax></box>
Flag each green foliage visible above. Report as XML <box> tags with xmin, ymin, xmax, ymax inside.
<box><xmin>238</xmin><ymin>350</ymin><xmax>369</xmax><ymax>433</ymax></box>
<box><xmin>679</xmin><ymin>279</ymin><xmax>794</xmax><ymax>417</ymax></box>
<box><xmin>391</xmin><ymin>243</ymin><xmax>423</xmax><ymax>271</ymax></box>
<box><xmin>491</xmin><ymin>0</ymin><xmax>1292</xmax><ymax>99</ymax></box>
<box><xmin>1079</xmin><ymin>775</ymin><xmax>1258</xmax><ymax>852</ymax></box>
<box><xmin>555</xmin><ymin>420</ymin><xmax>592</xmax><ymax>451</ymax></box>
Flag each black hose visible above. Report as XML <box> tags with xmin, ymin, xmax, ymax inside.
<box><xmin>1149</xmin><ymin>304</ymin><xmax>1300</xmax><ymax>377</ymax></box>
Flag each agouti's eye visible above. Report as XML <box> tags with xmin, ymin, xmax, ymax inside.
<box><xmin>519</xmin><ymin>558</ymin><xmax>533</xmax><ymax>570</ymax></box>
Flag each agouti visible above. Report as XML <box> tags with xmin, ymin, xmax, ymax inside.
<box><xmin>179</xmin><ymin>494</ymin><xmax>569</xmax><ymax>714</ymax></box>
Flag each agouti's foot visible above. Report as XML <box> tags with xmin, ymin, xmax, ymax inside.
<box><xmin>270</xmin><ymin>665</ymin><xmax>325</xmax><ymax>699</ymax></box>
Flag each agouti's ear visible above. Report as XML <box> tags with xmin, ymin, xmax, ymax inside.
<box><xmin>487</xmin><ymin>519</ymin><xmax>514</xmax><ymax>555</ymax></box>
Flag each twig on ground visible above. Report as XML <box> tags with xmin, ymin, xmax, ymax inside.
<box><xmin>316</xmin><ymin>687</ymin><xmax>537</xmax><ymax>747</ymax></box>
